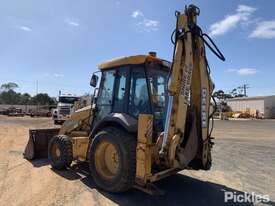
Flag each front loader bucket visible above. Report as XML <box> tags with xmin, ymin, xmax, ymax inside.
<box><xmin>23</xmin><ymin>128</ymin><xmax>60</xmax><ymax>160</ymax></box>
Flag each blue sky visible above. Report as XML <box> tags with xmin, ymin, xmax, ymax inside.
<box><xmin>0</xmin><ymin>0</ymin><xmax>275</xmax><ymax>97</ymax></box>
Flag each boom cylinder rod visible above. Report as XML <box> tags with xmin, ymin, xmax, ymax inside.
<box><xmin>160</xmin><ymin>95</ymin><xmax>173</xmax><ymax>154</ymax></box>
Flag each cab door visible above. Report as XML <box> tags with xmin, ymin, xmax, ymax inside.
<box><xmin>113</xmin><ymin>67</ymin><xmax>129</xmax><ymax>113</ymax></box>
<box><xmin>93</xmin><ymin>67</ymin><xmax>129</xmax><ymax>124</ymax></box>
<box><xmin>93</xmin><ymin>69</ymin><xmax>116</xmax><ymax>123</ymax></box>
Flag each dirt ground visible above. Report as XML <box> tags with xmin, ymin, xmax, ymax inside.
<box><xmin>0</xmin><ymin>115</ymin><xmax>274</xmax><ymax>206</ymax></box>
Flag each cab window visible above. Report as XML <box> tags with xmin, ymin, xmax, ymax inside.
<box><xmin>147</xmin><ymin>68</ymin><xmax>168</xmax><ymax>119</ymax></box>
<box><xmin>129</xmin><ymin>67</ymin><xmax>151</xmax><ymax>117</ymax></box>
<box><xmin>97</xmin><ymin>70</ymin><xmax>115</xmax><ymax>105</ymax></box>
<box><xmin>95</xmin><ymin>70</ymin><xmax>115</xmax><ymax>123</ymax></box>
<box><xmin>113</xmin><ymin>67</ymin><xmax>128</xmax><ymax>112</ymax></box>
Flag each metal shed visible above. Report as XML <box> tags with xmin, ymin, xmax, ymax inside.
<box><xmin>227</xmin><ymin>95</ymin><xmax>275</xmax><ymax>119</ymax></box>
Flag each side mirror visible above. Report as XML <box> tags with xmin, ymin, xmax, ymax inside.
<box><xmin>90</xmin><ymin>74</ymin><xmax>99</xmax><ymax>87</ymax></box>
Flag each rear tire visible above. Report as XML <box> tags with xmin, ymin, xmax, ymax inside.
<box><xmin>48</xmin><ymin>135</ymin><xmax>73</xmax><ymax>170</ymax></box>
<box><xmin>88</xmin><ymin>127</ymin><xmax>136</xmax><ymax>193</ymax></box>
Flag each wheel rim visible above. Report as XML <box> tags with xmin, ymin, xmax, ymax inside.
<box><xmin>51</xmin><ymin>144</ymin><xmax>61</xmax><ymax>160</ymax></box>
<box><xmin>95</xmin><ymin>140</ymin><xmax>120</xmax><ymax>180</ymax></box>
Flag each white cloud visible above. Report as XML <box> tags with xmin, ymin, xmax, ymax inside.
<box><xmin>64</xmin><ymin>18</ymin><xmax>79</xmax><ymax>27</ymax></box>
<box><xmin>249</xmin><ymin>20</ymin><xmax>275</xmax><ymax>39</ymax></box>
<box><xmin>137</xmin><ymin>19</ymin><xmax>160</xmax><ymax>32</ymax></box>
<box><xmin>53</xmin><ymin>73</ymin><xmax>64</xmax><ymax>78</ymax></box>
<box><xmin>237</xmin><ymin>5</ymin><xmax>257</xmax><ymax>13</ymax></box>
<box><xmin>131</xmin><ymin>10</ymin><xmax>159</xmax><ymax>32</ymax></box>
<box><xmin>19</xmin><ymin>26</ymin><xmax>32</xmax><ymax>32</ymax></box>
<box><xmin>240</xmin><ymin>17</ymin><xmax>261</xmax><ymax>27</ymax></box>
<box><xmin>43</xmin><ymin>73</ymin><xmax>64</xmax><ymax>78</ymax></box>
<box><xmin>227</xmin><ymin>68</ymin><xmax>237</xmax><ymax>72</ymax></box>
<box><xmin>209</xmin><ymin>5</ymin><xmax>256</xmax><ymax>37</ymax></box>
<box><xmin>237</xmin><ymin>68</ymin><xmax>257</xmax><ymax>75</ymax></box>
<box><xmin>209</xmin><ymin>15</ymin><xmax>242</xmax><ymax>36</ymax></box>
<box><xmin>131</xmin><ymin>10</ymin><xmax>143</xmax><ymax>18</ymax></box>
<box><xmin>228</xmin><ymin>68</ymin><xmax>257</xmax><ymax>75</ymax></box>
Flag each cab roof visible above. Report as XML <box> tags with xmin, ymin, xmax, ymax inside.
<box><xmin>98</xmin><ymin>55</ymin><xmax>171</xmax><ymax>70</ymax></box>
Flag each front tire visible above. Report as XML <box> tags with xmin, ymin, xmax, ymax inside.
<box><xmin>48</xmin><ymin>135</ymin><xmax>73</xmax><ymax>170</ymax></box>
<box><xmin>88</xmin><ymin>127</ymin><xmax>136</xmax><ymax>193</ymax></box>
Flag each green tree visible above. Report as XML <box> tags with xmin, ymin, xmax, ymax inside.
<box><xmin>213</xmin><ymin>90</ymin><xmax>233</xmax><ymax>102</ymax></box>
<box><xmin>213</xmin><ymin>90</ymin><xmax>232</xmax><ymax>112</ymax></box>
<box><xmin>0</xmin><ymin>82</ymin><xmax>19</xmax><ymax>91</ymax></box>
<box><xmin>19</xmin><ymin>93</ymin><xmax>31</xmax><ymax>104</ymax></box>
<box><xmin>0</xmin><ymin>83</ymin><xmax>56</xmax><ymax>105</ymax></box>
<box><xmin>31</xmin><ymin>93</ymin><xmax>55</xmax><ymax>105</ymax></box>
<box><xmin>0</xmin><ymin>90</ymin><xmax>21</xmax><ymax>104</ymax></box>
<box><xmin>230</xmin><ymin>88</ymin><xmax>246</xmax><ymax>98</ymax></box>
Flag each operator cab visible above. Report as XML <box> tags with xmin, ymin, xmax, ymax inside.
<box><xmin>90</xmin><ymin>53</ymin><xmax>170</xmax><ymax>133</ymax></box>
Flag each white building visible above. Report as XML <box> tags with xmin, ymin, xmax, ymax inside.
<box><xmin>227</xmin><ymin>95</ymin><xmax>275</xmax><ymax>119</ymax></box>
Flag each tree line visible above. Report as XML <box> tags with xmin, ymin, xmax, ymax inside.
<box><xmin>213</xmin><ymin>88</ymin><xmax>247</xmax><ymax>112</ymax></box>
<box><xmin>213</xmin><ymin>88</ymin><xmax>246</xmax><ymax>101</ymax></box>
<box><xmin>0</xmin><ymin>82</ymin><xmax>56</xmax><ymax>105</ymax></box>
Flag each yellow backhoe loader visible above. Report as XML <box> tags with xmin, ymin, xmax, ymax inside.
<box><xmin>24</xmin><ymin>5</ymin><xmax>225</xmax><ymax>194</ymax></box>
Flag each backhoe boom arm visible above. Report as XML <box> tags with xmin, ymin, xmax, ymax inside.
<box><xmin>160</xmin><ymin>5</ymin><xmax>223</xmax><ymax>169</ymax></box>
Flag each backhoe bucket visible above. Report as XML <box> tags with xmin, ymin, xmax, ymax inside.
<box><xmin>23</xmin><ymin>128</ymin><xmax>60</xmax><ymax>160</ymax></box>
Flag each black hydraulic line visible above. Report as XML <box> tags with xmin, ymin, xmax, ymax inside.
<box><xmin>201</xmin><ymin>33</ymin><xmax>225</xmax><ymax>61</ymax></box>
<box><xmin>168</xmin><ymin>8</ymin><xmax>224</xmax><ymax>140</ymax></box>
<box><xmin>170</xmin><ymin>29</ymin><xmax>177</xmax><ymax>45</ymax></box>
<box><xmin>176</xmin><ymin>26</ymin><xmax>225</xmax><ymax>62</ymax></box>
<box><xmin>208</xmin><ymin>95</ymin><xmax>217</xmax><ymax>138</ymax></box>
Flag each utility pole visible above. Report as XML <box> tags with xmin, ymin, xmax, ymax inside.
<box><xmin>237</xmin><ymin>84</ymin><xmax>250</xmax><ymax>96</ymax></box>
<box><xmin>243</xmin><ymin>84</ymin><xmax>250</xmax><ymax>96</ymax></box>
<box><xmin>36</xmin><ymin>80</ymin><xmax>38</xmax><ymax>115</ymax></box>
